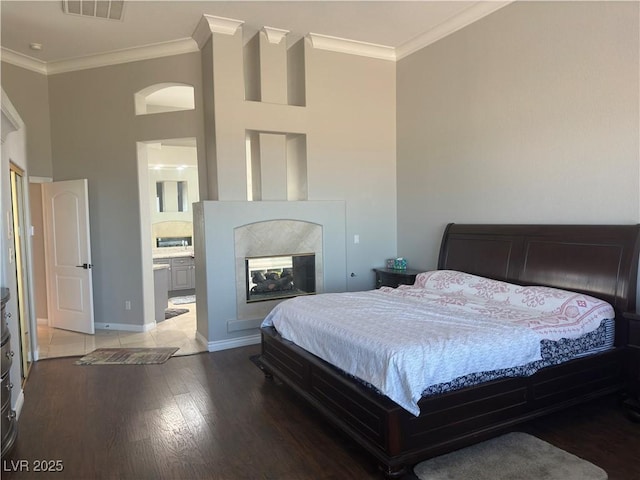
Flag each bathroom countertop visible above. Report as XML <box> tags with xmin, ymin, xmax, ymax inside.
<box><xmin>152</xmin><ymin>247</ymin><xmax>194</xmax><ymax>259</ymax></box>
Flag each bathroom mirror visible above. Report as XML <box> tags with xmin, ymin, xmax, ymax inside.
<box><xmin>156</xmin><ymin>180</ymin><xmax>188</xmax><ymax>212</ymax></box>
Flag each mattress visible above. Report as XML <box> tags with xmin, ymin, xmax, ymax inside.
<box><xmin>420</xmin><ymin>317</ymin><xmax>614</xmax><ymax>397</ymax></box>
<box><xmin>261</xmin><ymin>270</ymin><xmax>615</xmax><ymax>416</ymax></box>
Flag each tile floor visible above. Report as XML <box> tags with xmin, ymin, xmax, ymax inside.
<box><xmin>37</xmin><ymin>300</ymin><xmax>206</xmax><ymax>359</ymax></box>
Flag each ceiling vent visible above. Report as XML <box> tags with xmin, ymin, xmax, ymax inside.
<box><xmin>62</xmin><ymin>1</ymin><xmax>125</xmax><ymax>21</ymax></box>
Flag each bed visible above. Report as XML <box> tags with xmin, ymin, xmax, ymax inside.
<box><xmin>258</xmin><ymin>224</ymin><xmax>640</xmax><ymax>477</ymax></box>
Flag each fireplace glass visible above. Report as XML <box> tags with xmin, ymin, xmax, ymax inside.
<box><xmin>246</xmin><ymin>253</ymin><xmax>315</xmax><ymax>303</ymax></box>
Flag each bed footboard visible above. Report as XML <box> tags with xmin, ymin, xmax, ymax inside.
<box><xmin>260</xmin><ymin>326</ymin><xmax>627</xmax><ymax>477</ymax></box>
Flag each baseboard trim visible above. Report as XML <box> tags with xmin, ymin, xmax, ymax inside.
<box><xmin>13</xmin><ymin>389</ymin><xmax>25</xmax><ymax>420</ymax></box>
<box><xmin>227</xmin><ymin>318</ymin><xmax>262</xmax><ymax>332</ymax></box>
<box><xmin>207</xmin><ymin>334</ymin><xmax>261</xmax><ymax>352</ymax></box>
<box><xmin>37</xmin><ymin>317</ymin><xmax>48</xmax><ymax>325</ymax></box>
<box><xmin>195</xmin><ymin>330</ymin><xmax>208</xmax><ymax>346</ymax></box>
<box><xmin>95</xmin><ymin>321</ymin><xmax>156</xmax><ymax>332</ymax></box>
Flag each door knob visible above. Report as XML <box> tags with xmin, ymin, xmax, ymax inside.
<box><xmin>76</xmin><ymin>263</ymin><xmax>93</xmax><ymax>269</ymax></box>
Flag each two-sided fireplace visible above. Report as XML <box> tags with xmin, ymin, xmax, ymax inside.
<box><xmin>246</xmin><ymin>253</ymin><xmax>316</xmax><ymax>303</ymax></box>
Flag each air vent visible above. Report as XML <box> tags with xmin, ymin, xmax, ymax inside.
<box><xmin>62</xmin><ymin>1</ymin><xmax>125</xmax><ymax>21</ymax></box>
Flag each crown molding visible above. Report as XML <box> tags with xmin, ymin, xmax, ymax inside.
<box><xmin>396</xmin><ymin>1</ymin><xmax>512</xmax><ymax>60</ymax></box>
<box><xmin>307</xmin><ymin>33</ymin><xmax>395</xmax><ymax>61</ymax></box>
<box><xmin>207</xmin><ymin>14</ymin><xmax>244</xmax><ymax>35</ymax></box>
<box><xmin>47</xmin><ymin>38</ymin><xmax>199</xmax><ymax>74</ymax></box>
<box><xmin>193</xmin><ymin>14</ymin><xmax>244</xmax><ymax>48</ymax></box>
<box><xmin>2</xmin><ymin>39</ymin><xmax>198</xmax><ymax>76</ymax></box>
<box><xmin>192</xmin><ymin>16</ymin><xmax>211</xmax><ymax>49</ymax></box>
<box><xmin>1</xmin><ymin>86</ymin><xmax>24</xmax><ymax>144</ymax></box>
<box><xmin>2</xmin><ymin>3</ymin><xmax>512</xmax><ymax>75</ymax></box>
<box><xmin>1</xmin><ymin>48</ymin><xmax>48</xmax><ymax>74</ymax></box>
<box><xmin>262</xmin><ymin>26</ymin><xmax>289</xmax><ymax>45</ymax></box>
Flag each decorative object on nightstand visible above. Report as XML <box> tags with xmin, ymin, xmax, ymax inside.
<box><xmin>393</xmin><ymin>257</ymin><xmax>407</xmax><ymax>270</ymax></box>
<box><xmin>385</xmin><ymin>257</ymin><xmax>408</xmax><ymax>270</ymax></box>
<box><xmin>373</xmin><ymin>268</ymin><xmax>422</xmax><ymax>289</ymax></box>
<box><xmin>623</xmin><ymin>311</ymin><xmax>640</xmax><ymax>421</ymax></box>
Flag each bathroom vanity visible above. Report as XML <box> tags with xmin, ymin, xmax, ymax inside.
<box><xmin>152</xmin><ymin>249</ymin><xmax>196</xmax><ymax>295</ymax></box>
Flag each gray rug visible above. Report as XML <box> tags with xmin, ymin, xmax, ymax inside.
<box><xmin>169</xmin><ymin>295</ymin><xmax>195</xmax><ymax>305</ymax></box>
<box><xmin>413</xmin><ymin>432</ymin><xmax>607</xmax><ymax>480</ymax></box>
<box><xmin>165</xmin><ymin>307</ymin><xmax>189</xmax><ymax>319</ymax></box>
<box><xmin>75</xmin><ymin>347</ymin><xmax>179</xmax><ymax>365</ymax></box>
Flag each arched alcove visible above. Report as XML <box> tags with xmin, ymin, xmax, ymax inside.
<box><xmin>134</xmin><ymin>83</ymin><xmax>195</xmax><ymax>115</ymax></box>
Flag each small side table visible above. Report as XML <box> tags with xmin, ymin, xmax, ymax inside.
<box><xmin>373</xmin><ymin>268</ymin><xmax>422</xmax><ymax>289</ymax></box>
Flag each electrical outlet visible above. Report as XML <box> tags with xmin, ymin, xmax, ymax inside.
<box><xmin>125</xmin><ymin>301</ymin><xmax>131</xmax><ymax>310</ymax></box>
<box><xmin>354</xmin><ymin>234</ymin><xmax>360</xmax><ymax>244</ymax></box>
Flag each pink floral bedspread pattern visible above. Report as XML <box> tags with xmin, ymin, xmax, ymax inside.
<box><xmin>262</xmin><ymin>270</ymin><xmax>614</xmax><ymax>416</ymax></box>
<box><xmin>381</xmin><ymin>270</ymin><xmax>614</xmax><ymax>340</ymax></box>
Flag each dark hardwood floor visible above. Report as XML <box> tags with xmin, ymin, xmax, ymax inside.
<box><xmin>2</xmin><ymin>345</ymin><xmax>639</xmax><ymax>479</ymax></box>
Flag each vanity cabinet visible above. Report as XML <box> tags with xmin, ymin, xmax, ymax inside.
<box><xmin>154</xmin><ymin>256</ymin><xmax>195</xmax><ymax>292</ymax></box>
<box><xmin>153</xmin><ymin>258</ymin><xmax>172</xmax><ymax>291</ymax></box>
<box><xmin>170</xmin><ymin>256</ymin><xmax>195</xmax><ymax>291</ymax></box>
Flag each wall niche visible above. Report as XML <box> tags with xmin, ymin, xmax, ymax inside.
<box><xmin>243</xmin><ymin>29</ymin><xmax>305</xmax><ymax>106</ymax></box>
<box><xmin>134</xmin><ymin>83</ymin><xmax>195</xmax><ymax>115</ymax></box>
<box><xmin>245</xmin><ymin>131</ymin><xmax>307</xmax><ymax>201</ymax></box>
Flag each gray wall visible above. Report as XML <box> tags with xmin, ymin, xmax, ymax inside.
<box><xmin>305</xmin><ymin>46</ymin><xmax>397</xmax><ymax>289</ymax></box>
<box><xmin>397</xmin><ymin>1</ymin><xmax>640</xmax><ymax>270</ymax></box>
<box><xmin>2</xmin><ymin>33</ymin><xmax>396</xmax><ymax>330</ymax></box>
<box><xmin>1</xmin><ymin>64</ymin><xmax>52</xmax><ymax>322</ymax></box>
<box><xmin>1</xmin><ymin>62</ymin><xmax>53</xmax><ymax>178</ymax></box>
<box><xmin>46</xmin><ymin>52</ymin><xmax>205</xmax><ymax>326</ymax></box>
<box><xmin>28</xmin><ymin>183</ymin><xmax>47</xmax><ymax>320</ymax></box>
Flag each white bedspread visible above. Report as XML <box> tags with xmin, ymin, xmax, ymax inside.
<box><xmin>261</xmin><ymin>270</ymin><xmax>614</xmax><ymax>416</ymax></box>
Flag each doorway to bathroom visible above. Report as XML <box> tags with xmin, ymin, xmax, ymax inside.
<box><xmin>137</xmin><ymin>138</ymin><xmax>202</xmax><ymax>352</ymax></box>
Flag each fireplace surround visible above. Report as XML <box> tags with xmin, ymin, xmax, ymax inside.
<box><xmin>235</xmin><ymin>219</ymin><xmax>323</xmax><ymax>321</ymax></box>
<box><xmin>193</xmin><ymin>200</ymin><xmax>346</xmax><ymax>351</ymax></box>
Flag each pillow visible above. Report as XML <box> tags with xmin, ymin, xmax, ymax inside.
<box><xmin>414</xmin><ymin>270</ymin><xmax>613</xmax><ymax>316</ymax></box>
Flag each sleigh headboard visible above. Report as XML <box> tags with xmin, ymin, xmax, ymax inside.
<box><xmin>438</xmin><ymin>224</ymin><xmax>640</xmax><ymax>329</ymax></box>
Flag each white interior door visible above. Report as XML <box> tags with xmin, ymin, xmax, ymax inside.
<box><xmin>42</xmin><ymin>179</ymin><xmax>95</xmax><ymax>334</ymax></box>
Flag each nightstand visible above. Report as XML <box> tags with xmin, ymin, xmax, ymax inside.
<box><xmin>373</xmin><ymin>268</ymin><xmax>422</xmax><ymax>289</ymax></box>
<box><xmin>623</xmin><ymin>311</ymin><xmax>640</xmax><ymax>421</ymax></box>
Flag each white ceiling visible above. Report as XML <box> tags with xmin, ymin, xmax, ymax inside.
<box><xmin>1</xmin><ymin>1</ymin><xmax>510</xmax><ymax>71</ymax></box>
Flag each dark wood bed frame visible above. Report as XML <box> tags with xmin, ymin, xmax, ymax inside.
<box><xmin>259</xmin><ymin>224</ymin><xmax>640</xmax><ymax>477</ymax></box>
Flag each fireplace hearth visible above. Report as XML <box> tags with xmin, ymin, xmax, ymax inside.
<box><xmin>246</xmin><ymin>253</ymin><xmax>315</xmax><ymax>303</ymax></box>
